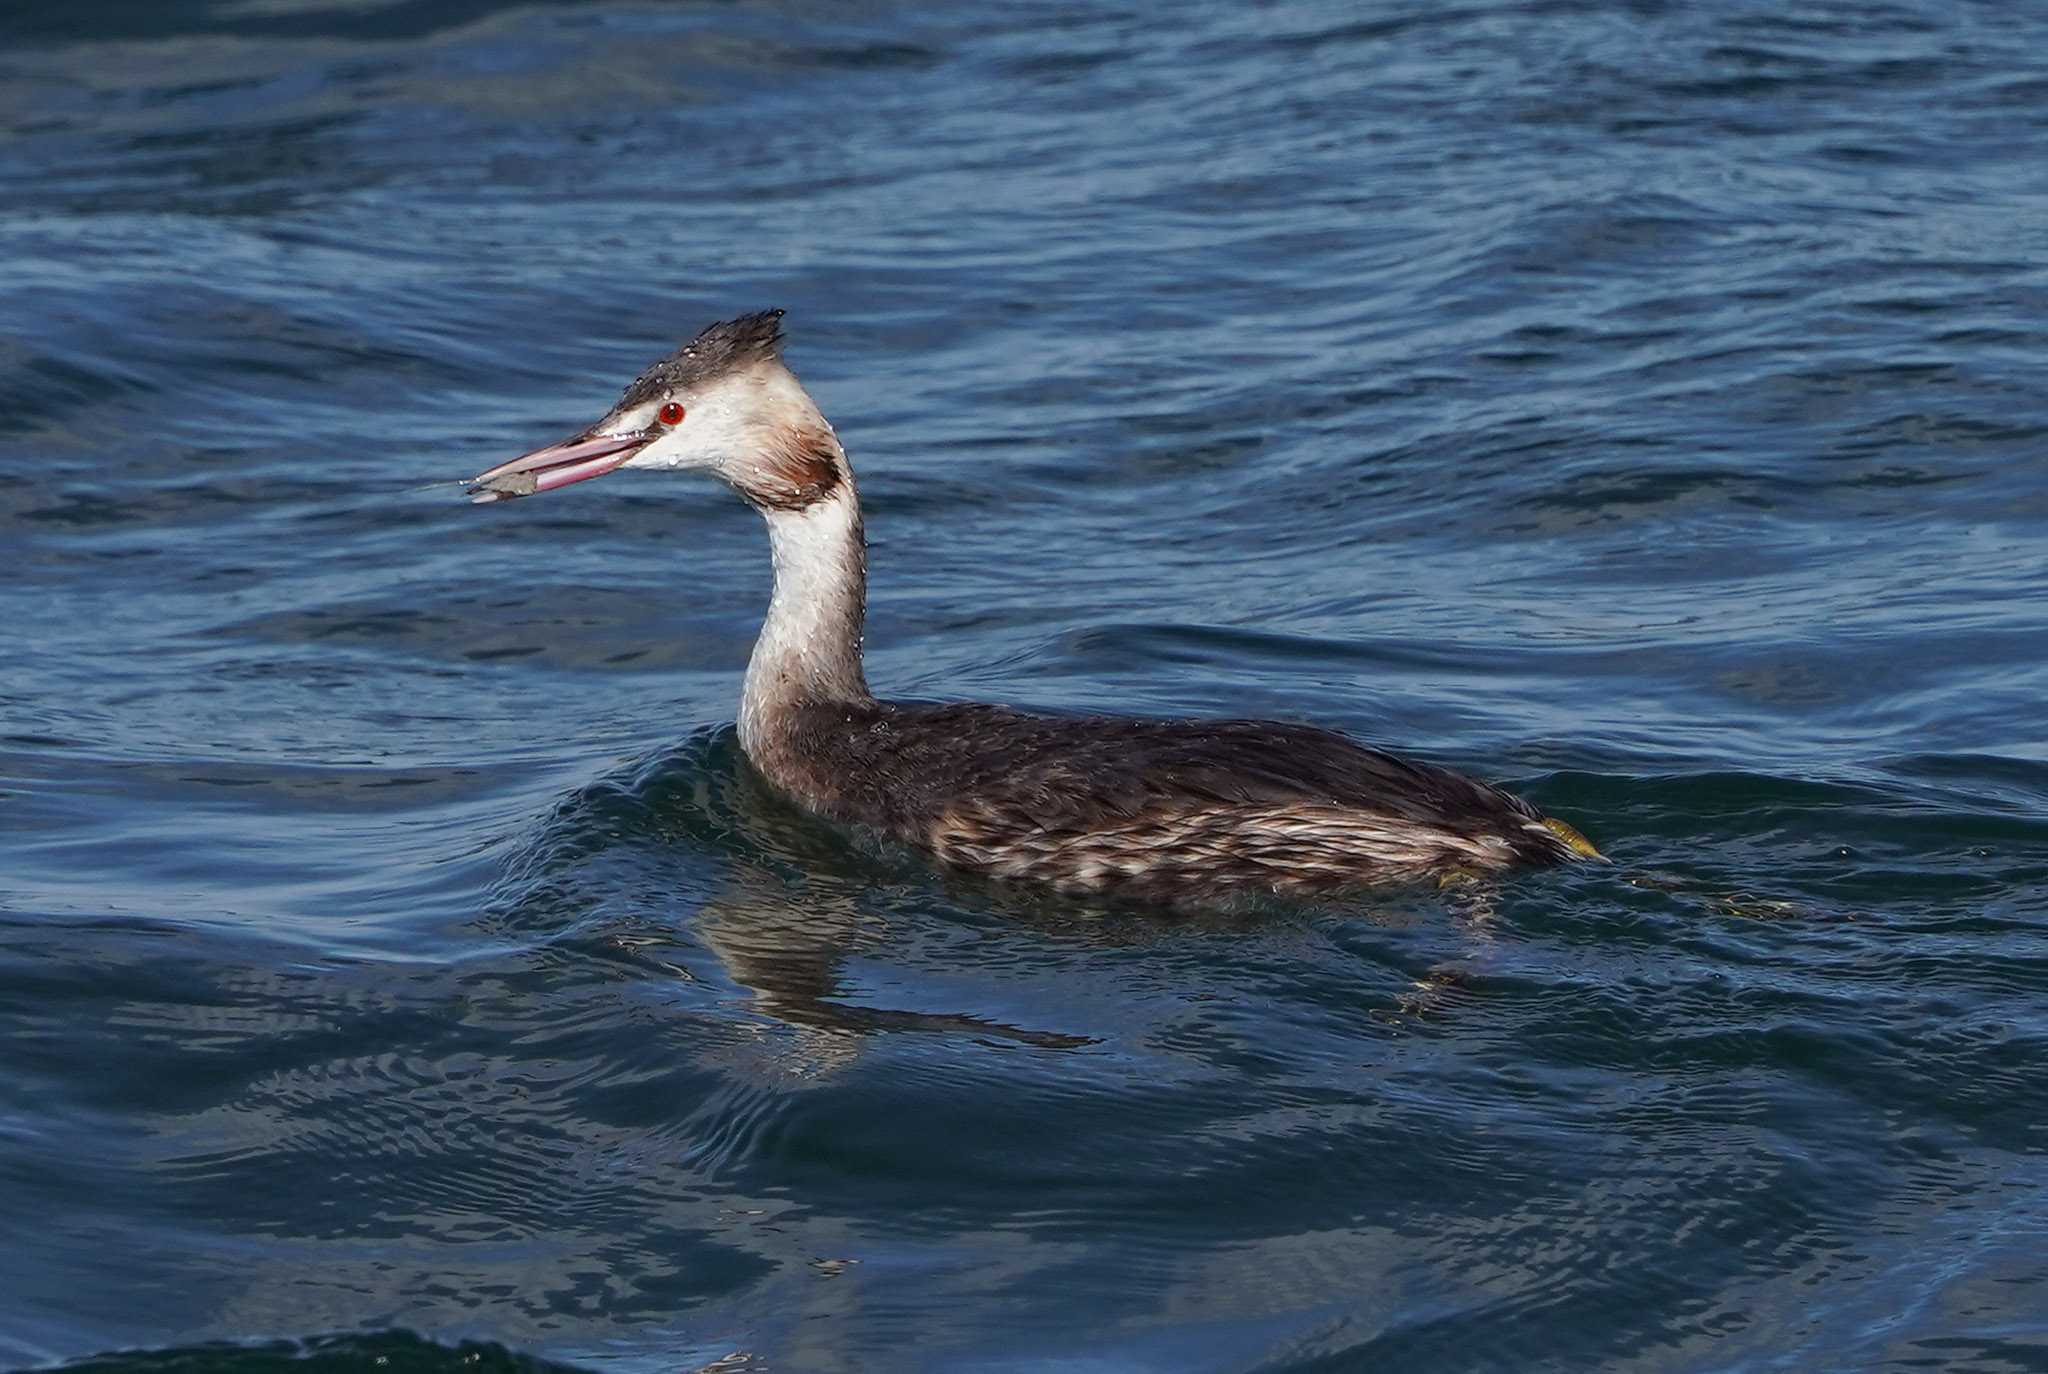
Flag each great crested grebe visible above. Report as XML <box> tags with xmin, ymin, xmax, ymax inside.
<box><xmin>470</xmin><ymin>310</ymin><xmax>1601</xmax><ymax>904</ymax></box>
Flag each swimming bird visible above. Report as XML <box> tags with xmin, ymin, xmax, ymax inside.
<box><xmin>469</xmin><ymin>310</ymin><xmax>1600</xmax><ymax>905</ymax></box>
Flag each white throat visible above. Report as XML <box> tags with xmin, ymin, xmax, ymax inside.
<box><xmin>738</xmin><ymin>486</ymin><xmax>872</xmax><ymax>763</ymax></box>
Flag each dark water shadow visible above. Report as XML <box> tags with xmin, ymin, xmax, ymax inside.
<box><xmin>41</xmin><ymin>1333</ymin><xmax>590</xmax><ymax>1374</ymax></box>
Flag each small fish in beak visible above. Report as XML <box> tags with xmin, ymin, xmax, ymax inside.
<box><xmin>467</xmin><ymin>428</ymin><xmax>652</xmax><ymax>504</ymax></box>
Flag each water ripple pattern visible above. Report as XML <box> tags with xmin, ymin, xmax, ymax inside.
<box><xmin>3</xmin><ymin>1</ymin><xmax>2046</xmax><ymax>1371</ymax></box>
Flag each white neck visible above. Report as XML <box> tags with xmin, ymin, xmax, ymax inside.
<box><xmin>738</xmin><ymin>486</ymin><xmax>872</xmax><ymax>764</ymax></box>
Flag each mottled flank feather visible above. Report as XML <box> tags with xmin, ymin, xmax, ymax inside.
<box><xmin>747</xmin><ymin>701</ymin><xmax>1588</xmax><ymax>903</ymax></box>
<box><xmin>617</xmin><ymin>309</ymin><xmax>787</xmax><ymax>410</ymax></box>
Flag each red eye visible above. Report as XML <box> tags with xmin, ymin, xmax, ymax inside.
<box><xmin>658</xmin><ymin>401</ymin><xmax>685</xmax><ymax>426</ymax></box>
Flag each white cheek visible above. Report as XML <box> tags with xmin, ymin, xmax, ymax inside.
<box><xmin>627</xmin><ymin>409</ymin><xmax>738</xmax><ymax>472</ymax></box>
<box><xmin>628</xmin><ymin>428</ymin><xmax>692</xmax><ymax>471</ymax></box>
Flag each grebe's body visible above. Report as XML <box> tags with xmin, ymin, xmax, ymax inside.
<box><xmin>752</xmin><ymin>700</ymin><xmax>1587</xmax><ymax>903</ymax></box>
<box><xmin>471</xmin><ymin>311</ymin><xmax>1598</xmax><ymax>904</ymax></box>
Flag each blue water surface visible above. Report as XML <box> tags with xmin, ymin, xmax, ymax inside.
<box><xmin>3</xmin><ymin>2</ymin><xmax>2046</xmax><ymax>1370</ymax></box>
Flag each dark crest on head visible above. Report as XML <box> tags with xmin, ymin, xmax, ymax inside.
<box><xmin>617</xmin><ymin>308</ymin><xmax>787</xmax><ymax>409</ymax></box>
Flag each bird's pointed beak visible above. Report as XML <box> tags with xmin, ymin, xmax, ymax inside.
<box><xmin>467</xmin><ymin>427</ymin><xmax>652</xmax><ymax>503</ymax></box>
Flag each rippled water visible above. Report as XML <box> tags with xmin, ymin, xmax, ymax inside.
<box><xmin>5</xmin><ymin>1</ymin><xmax>2047</xmax><ymax>1370</ymax></box>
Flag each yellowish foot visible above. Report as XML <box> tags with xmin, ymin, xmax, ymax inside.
<box><xmin>1543</xmin><ymin>816</ymin><xmax>1604</xmax><ymax>859</ymax></box>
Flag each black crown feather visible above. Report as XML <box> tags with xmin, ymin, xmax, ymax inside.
<box><xmin>617</xmin><ymin>308</ymin><xmax>786</xmax><ymax>408</ymax></box>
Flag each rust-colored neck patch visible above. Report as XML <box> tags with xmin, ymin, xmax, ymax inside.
<box><xmin>741</xmin><ymin>426</ymin><xmax>845</xmax><ymax>512</ymax></box>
